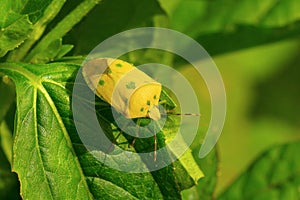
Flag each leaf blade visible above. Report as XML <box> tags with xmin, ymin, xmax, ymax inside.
<box><xmin>0</xmin><ymin>63</ymin><xmax>93</xmax><ymax>199</ymax></box>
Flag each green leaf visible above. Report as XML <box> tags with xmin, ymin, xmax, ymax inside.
<box><xmin>218</xmin><ymin>142</ymin><xmax>300</xmax><ymax>200</ymax></box>
<box><xmin>75</xmin><ymin>144</ymin><xmax>164</xmax><ymax>200</ymax></box>
<box><xmin>0</xmin><ymin>62</ymin><xmax>93</xmax><ymax>199</ymax></box>
<box><xmin>158</xmin><ymin>0</ymin><xmax>300</xmax><ymax>55</ymax></box>
<box><xmin>54</xmin><ymin>55</ymin><xmax>86</xmax><ymax>65</ymax></box>
<box><xmin>86</xmin><ymin>178</ymin><xmax>139</xmax><ymax>200</ymax></box>
<box><xmin>115</xmin><ymin>113</ymin><xmax>203</xmax><ymax>198</ymax></box>
<box><xmin>104</xmin><ymin>113</ymin><xmax>183</xmax><ymax>199</ymax></box>
<box><xmin>0</xmin><ymin>15</ymin><xmax>32</xmax><ymax>57</ymax></box>
<box><xmin>56</xmin><ymin>44</ymin><xmax>74</xmax><ymax>59</ymax></box>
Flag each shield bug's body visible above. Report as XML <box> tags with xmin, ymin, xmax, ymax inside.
<box><xmin>83</xmin><ymin>58</ymin><xmax>166</xmax><ymax>160</ymax></box>
<box><xmin>83</xmin><ymin>58</ymin><xmax>162</xmax><ymax>120</ymax></box>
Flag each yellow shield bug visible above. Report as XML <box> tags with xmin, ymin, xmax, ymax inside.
<box><xmin>82</xmin><ymin>58</ymin><xmax>162</xmax><ymax>121</ymax></box>
<box><xmin>82</xmin><ymin>58</ymin><xmax>167</xmax><ymax>160</ymax></box>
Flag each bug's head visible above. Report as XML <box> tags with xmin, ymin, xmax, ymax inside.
<box><xmin>147</xmin><ymin>105</ymin><xmax>161</xmax><ymax>121</ymax></box>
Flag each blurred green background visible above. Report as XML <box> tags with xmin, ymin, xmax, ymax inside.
<box><xmin>215</xmin><ymin>39</ymin><xmax>300</xmax><ymax>193</ymax></box>
<box><xmin>181</xmin><ymin>38</ymin><xmax>300</xmax><ymax>194</ymax></box>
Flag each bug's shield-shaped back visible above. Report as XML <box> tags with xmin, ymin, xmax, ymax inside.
<box><xmin>83</xmin><ymin>58</ymin><xmax>162</xmax><ymax>119</ymax></box>
<box><xmin>113</xmin><ymin>68</ymin><xmax>161</xmax><ymax>119</ymax></box>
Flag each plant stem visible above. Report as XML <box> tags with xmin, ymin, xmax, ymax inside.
<box><xmin>24</xmin><ymin>0</ymin><xmax>100</xmax><ymax>64</ymax></box>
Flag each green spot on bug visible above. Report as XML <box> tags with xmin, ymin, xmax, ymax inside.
<box><xmin>153</xmin><ymin>95</ymin><xmax>157</xmax><ymax>100</ymax></box>
<box><xmin>115</xmin><ymin>63</ymin><xmax>122</xmax><ymax>67</ymax></box>
<box><xmin>126</xmin><ymin>81</ymin><xmax>136</xmax><ymax>89</ymax></box>
<box><xmin>140</xmin><ymin>107</ymin><xmax>144</xmax><ymax>112</ymax></box>
<box><xmin>99</xmin><ymin>79</ymin><xmax>105</xmax><ymax>86</ymax></box>
<box><xmin>147</xmin><ymin>100</ymin><xmax>151</xmax><ymax>105</ymax></box>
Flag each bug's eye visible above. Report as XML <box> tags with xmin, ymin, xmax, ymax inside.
<box><xmin>148</xmin><ymin>106</ymin><xmax>161</xmax><ymax>121</ymax></box>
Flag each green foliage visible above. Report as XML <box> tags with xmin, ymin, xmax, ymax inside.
<box><xmin>218</xmin><ymin>142</ymin><xmax>300</xmax><ymax>200</ymax></box>
<box><xmin>0</xmin><ymin>0</ymin><xmax>32</xmax><ymax>57</ymax></box>
<box><xmin>158</xmin><ymin>0</ymin><xmax>300</xmax><ymax>55</ymax></box>
<box><xmin>0</xmin><ymin>0</ymin><xmax>299</xmax><ymax>199</ymax></box>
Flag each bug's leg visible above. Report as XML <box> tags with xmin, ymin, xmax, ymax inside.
<box><xmin>128</xmin><ymin>125</ymin><xmax>139</xmax><ymax>149</ymax></box>
<box><xmin>106</xmin><ymin>131</ymin><xmax>122</xmax><ymax>153</ymax></box>
<box><xmin>128</xmin><ymin>119</ymin><xmax>141</xmax><ymax>148</ymax></box>
<box><xmin>125</xmin><ymin>137</ymin><xmax>137</xmax><ymax>155</ymax></box>
<box><xmin>154</xmin><ymin>131</ymin><xmax>157</xmax><ymax>161</ymax></box>
<box><xmin>129</xmin><ymin>137</ymin><xmax>137</xmax><ymax>148</ymax></box>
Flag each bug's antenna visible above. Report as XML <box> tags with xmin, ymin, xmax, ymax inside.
<box><xmin>154</xmin><ymin>132</ymin><xmax>157</xmax><ymax>161</ymax></box>
<box><xmin>169</xmin><ymin>113</ymin><xmax>201</xmax><ymax>116</ymax></box>
<box><xmin>161</xmin><ymin>110</ymin><xmax>201</xmax><ymax>117</ymax></box>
